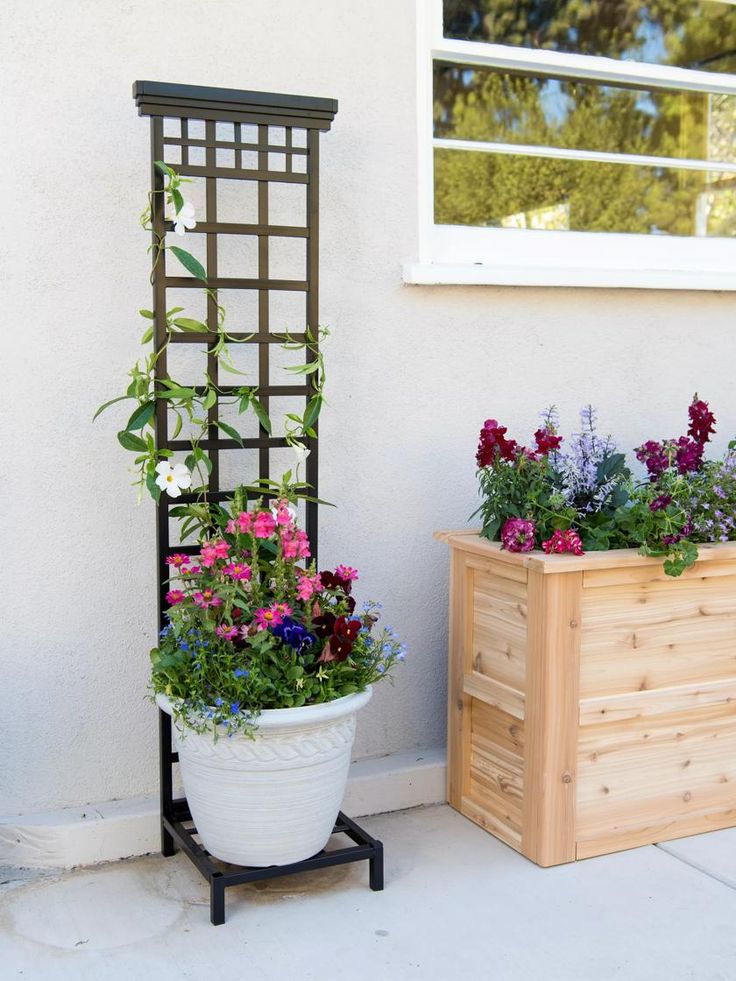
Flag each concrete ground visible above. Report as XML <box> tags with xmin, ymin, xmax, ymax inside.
<box><xmin>1</xmin><ymin>804</ymin><xmax>735</xmax><ymax>981</ymax></box>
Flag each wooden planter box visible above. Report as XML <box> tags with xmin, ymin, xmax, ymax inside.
<box><xmin>437</xmin><ymin>531</ymin><xmax>736</xmax><ymax>866</ymax></box>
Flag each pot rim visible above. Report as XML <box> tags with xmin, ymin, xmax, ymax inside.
<box><xmin>156</xmin><ymin>685</ymin><xmax>372</xmax><ymax>730</ymax></box>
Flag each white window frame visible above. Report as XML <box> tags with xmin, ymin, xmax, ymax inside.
<box><xmin>405</xmin><ymin>0</ymin><xmax>736</xmax><ymax>289</ymax></box>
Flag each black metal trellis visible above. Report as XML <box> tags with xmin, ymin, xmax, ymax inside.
<box><xmin>133</xmin><ymin>80</ymin><xmax>383</xmax><ymax>925</ymax></box>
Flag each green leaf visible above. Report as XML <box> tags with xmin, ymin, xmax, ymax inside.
<box><xmin>125</xmin><ymin>401</ymin><xmax>155</xmax><ymax>431</ymax></box>
<box><xmin>117</xmin><ymin>430</ymin><xmax>148</xmax><ymax>452</ymax></box>
<box><xmin>171</xmin><ymin>412</ymin><xmax>183</xmax><ymax>440</ymax></box>
<box><xmin>303</xmin><ymin>395</ymin><xmax>322</xmax><ymax>430</ymax></box>
<box><xmin>285</xmin><ymin>361</ymin><xmax>320</xmax><ymax>375</ymax></box>
<box><xmin>146</xmin><ymin>471</ymin><xmax>161</xmax><ymax>502</ymax></box>
<box><xmin>171</xmin><ymin>188</ymin><xmax>184</xmax><ymax>215</ymax></box>
<box><xmin>170</xmin><ymin>246</ymin><xmax>207</xmax><ymax>282</ymax></box>
<box><xmin>214</xmin><ymin>420</ymin><xmax>243</xmax><ymax>444</ymax></box>
<box><xmin>250</xmin><ymin>397</ymin><xmax>272</xmax><ymax>434</ymax></box>
<box><xmin>155</xmin><ymin>160</ymin><xmax>175</xmax><ymax>178</ymax></box>
<box><xmin>171</xmin><ymin>317</ymin><xmax>207</xmax><ymax>333</ymax></box>
<box><xmin>139</xmin><ymin>309</ymin><xmax>155</xmax><ymax>319</ymax></box>
<box><xmin>157</xmin><ymin>386</ymin><xmax>196</xmax><ymax>400</ymax></box>
<box><xmin>202</xmin><ymin>388</ymin><xmax>218</xmax><ymax>411</ymax></box>
<box><xmin>140</xmin><ymin>326</ymin><xmax>154</xmax><ymax>345</ymax></box>
<box><xmin>93</xmin><ymin>395</ymin><xmax>132</xmax><ymax>421</ymax></box>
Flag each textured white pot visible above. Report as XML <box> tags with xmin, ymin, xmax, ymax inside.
<box><xmin>156</xmin><ymin>688</ymin><xmax>372</xmax><ymax>866</ymax></box>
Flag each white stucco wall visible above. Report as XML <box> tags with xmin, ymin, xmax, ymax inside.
<box><xmin>4</xmin><ymin>0</ymin><xmax>735</xmax><ymax>816</ymax></box>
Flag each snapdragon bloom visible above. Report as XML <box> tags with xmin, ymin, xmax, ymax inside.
<box><xmin>200</xmin><ymin>539</ymin><xmax>231</xmax><ymax>568</ymax></box>
<box><xmin>296</xmin><ymin>571</ymin><xmax>322</xmax><ymax>601</ymax></box>
<box><xmin>674</xmin><ymin>436</ymin><xmax>704</xmax><ymax>475</ymax></box>
<box><xmin>165</xmin><ymin>589</ymin><xmax>185</xmax><ymax>605</ymax></box>
<box><xmin>215</xmin><ymin>624</ymin><xmax>239</xmax><ymax>641</ymax></box>
<box><xmin>636</xmin><ymin>440</ymin><xmax>669</xmax><ymax>481</ymax></box>
<box><xmin>253</xmin><ymin>511</ymin><xmax>277</xmax><ymax>539</ymax></box>
<box><xmin>688</xmin><ymin>398</ymin><xmax>716</xmax><ymax>444</ymax></box>
<box><xmin>500</xmin><ymin>518</ymin><xmax>536</xmax><ymax>553</ymax></box>
<box><xmin>541</xmin><ymin>529</ymin><xmax>584</xmax><ymax>556</ymax></box>
<box><xmin>222</xmin><ymin>561</ymin><xmax>252</xmax><ymax>581</ymax></box>
<box><xmin>533</xmin><ymin>426</ymin><xmax>562</xmax><ymax>456</ymax></box>
<box><xmin>476</xmin><ymin>419</ymin><xmax>518</xmax><ymax>468</ymax></box>
<box><xmin>281</xmin><ymin>527</ymin><xmax>310</xmax><ymax>559</ymax></box>
<box><xmin>193</xmin><ymin>589</ymin><xmax>222</xmax><ymax>609</ymax></box>
<box><xmin>272</xmin><ymin>499</ymin><xmax>297</xmax><ymax>527</ymax></box>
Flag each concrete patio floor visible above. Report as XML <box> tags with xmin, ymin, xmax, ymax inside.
<box><xmin>2</xmin><ymin>804</ymin><xmax>735</xmax><ymax>980</ymax></box>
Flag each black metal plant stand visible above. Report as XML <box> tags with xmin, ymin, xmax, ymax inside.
<box><xmin>133</xmin><ymin>80</ymin><xmax>383</xmax><ymax>925</ymax></box>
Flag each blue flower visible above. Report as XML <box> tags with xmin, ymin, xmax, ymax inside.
<box><xmin>272</xmin><ymin>617</ymin><xmax>315</xmax><ymax>653</ymax></box>
<box><xmin>234</xmin><ymin>668</ymin><xmax>249</xmax><ymax>678</ymax></box>
<box><xmin>179</xmin><ymin>642</ymin><xmax>189</xmax><ymax>653</ymax></box>
<box><xmin>214</xmin><ymin>697</ymin><xmax>223</xmax><ymax>707</ymax></box>
<box><xmin>230</xmin><ymin>702</ymin><xmax>240</xmax><ymax>715</ymax></box>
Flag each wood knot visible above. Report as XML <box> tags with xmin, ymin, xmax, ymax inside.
<box><xmin>602</xmin><ymin>786</ymin><xmax>610</xmax><ymax>795</ymax></box>
<box><xmin>561</xmin><ymin>771</ymin><xmax>573</xmax><ymax>784</ymax></box>
<box><xmin>683</xmin><ymin>791</ymin><xmax>692</xmax><ymax>802</ymax></box>
<box><xmin>569</xmin><ymin>619</ymin><xmax>578</xmax><ymax>629</ymax></box>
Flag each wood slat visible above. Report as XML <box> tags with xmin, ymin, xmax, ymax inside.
<box><xmin>580</xmin><ymin>677</ymin><xmax>736</xmax><ymax>725</ymax></box>
<box><xmin>464</xmin><ymin>673</ymin><xmax>525</xmax><ymax>721</ymax></box>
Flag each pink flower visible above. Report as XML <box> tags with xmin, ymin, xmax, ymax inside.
<box><xmin>296</xmin><ymin>572</ymin><xmax>322</xmax><ymax>601</ymax></box>
<box><xmin>193</xmin><ymin>589</ymin><xmax>223</xmax><ymax>609</ymax></box>
<box><xmin>237</xmin><ymin>511</ymin><xmax>253</xmax><ymax>534</ymax></box>
<box><xmin>226</xmin><ymin>519</ymin><xmax>237</xmax><ymax>534</ymax></box>
<box><xmin>282</xmin><ymin>527</ymin><xmax>311</xmax><ymax>559</ymax></box>
<box><xmin>541</xmin><ymin>529</ymin><xmax>584</xmax><ymax>556</ymax></box>
<box><xmin>500</xmin><ymin>518</ymin><xmax>536</xmax><ymax>553</ymax></box>
<box><xmin>335</xmin><ymin>564</ymin><xmax>359</xmax><ymax>582</ymax></box>
<box><xmin>253</xmin><ymin>511</ymin><xmax>277</xmax><ymax>539</ymax></box>
<box><xmin>215</xmin><ymin>623</ymin><xmax>239</xmax><ymax>641</ymax></box>
<box><xmin>166</xmin><ymin>589</ymin><xmax>185</xmax><ymax>605</ymax></box>
<box><xmin>272</xmin><ymin>499</ymin><xmax>297</xmax><ymax>527</ymax></box>
<box><xmin>200</xmin><ymin>539</ymin><xmax>231</xmax><ymax>568</ymax></box>
<box><xmin>182</xmin><ymin>565</ymin><xmax>201</xmax><ymax>576</ymax></box>
<box><xmin>223</xmin><ymin>561</ymin><xmax>252</xmax><ymax>581</ymax></box>
<box><xmin>274</xmin><ymin>602</ymin><xmax>292</xmax><ymax>618</ymax></box>
<box><xmin>166</xmin><ymin>554</ymin><xmax>190</xmax><ymax>568</ymax></box>
<box><xmin>253</xmin><ymin>605</ymin><xmax>284</xmax><ymax>630</ymax></box>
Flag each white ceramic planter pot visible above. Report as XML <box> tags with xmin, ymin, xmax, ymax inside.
<box><xmin>156</xmin><ymin>688</ymin><xmax>372</xmax><ymax>867</ymax></box>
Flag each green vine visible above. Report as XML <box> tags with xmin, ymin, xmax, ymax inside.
<box><xmin>95</xmin><ymin>163</ymin><xmax>324</xmax><ymax>507</ymax></box>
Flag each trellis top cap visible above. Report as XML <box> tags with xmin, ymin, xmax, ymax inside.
<box><xmin>133</xmin><ymin>80</ymin><xmax>338</xmax><ymax>129</ymax></box>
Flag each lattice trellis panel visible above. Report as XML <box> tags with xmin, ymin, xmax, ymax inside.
<box><xmin>133</xmin><ymin>81</ymin><xmax>337</xmax><ymax>620</ymax></box>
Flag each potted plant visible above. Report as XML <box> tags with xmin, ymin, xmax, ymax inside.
<box><xmin>153</xmin><ymin>489</ymin><xmax>405</xmax><ymax>866</ymax></box>
<box><xmin>438</xmin><ymin>398</ymin><xmax>736</xmax><ymax>866</ymax></box>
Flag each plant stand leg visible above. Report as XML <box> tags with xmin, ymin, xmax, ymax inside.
<box><xmin>369</xmin><ymin>842</ymin><xmax>384</xmax><ymax>891</ymax></box>
<box><xmin>162</xmin><ymin>823</ymin><xmax>176</xmax><ymax>858</ymax></box>
<box><xmin>210</xmin><ymin>874</ymin><xmax>226</xmax><ymax>926</ymax></box>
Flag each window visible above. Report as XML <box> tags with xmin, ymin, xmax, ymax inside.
<box><xmin>407</xmin><ymin>0</ymin><xmax>736</xmax><ymax>288</ymax></box>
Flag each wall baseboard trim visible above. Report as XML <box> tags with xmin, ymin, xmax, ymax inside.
<box><xmin>0</xmin><ymin>747</ymin><xmax>446</xmax><ymax>870</ymax></box>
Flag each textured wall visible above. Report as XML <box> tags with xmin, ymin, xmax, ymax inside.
<box><xmin>3</xmin><ymin>0</ymin><xmax>735</xmax><ymax>814</ymax></box>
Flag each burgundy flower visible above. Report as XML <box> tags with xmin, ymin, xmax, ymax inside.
<box><xmin>688</xmin><ymin>398</ymin><xmax>716</xmax><ymax>445</ymax></box>
<box><xmin>320</xmin><ymin>570</ymin><xmax>353</xmax><ymax>595</ymax></box>
<box><xmin>500</xmin><ymin>518</ymin><xmax>536</xmax><ymax>553</ymax></box>
<box><xmin>674</xmin><ymin>436</ymin><xmax>704</xmax><ymax>475</ymax></box>
<box><xmin>534</xmin><ymin>426</ymin><xmax>562</xmax><ymax>456</ymax></box>
<box><xmin>476</xmin><ymin>419</ymin><xmax>518</xmax><ymax>468</ymax></box>
<box><xmin>541</xmin><ymin>529</ymin><xmax>584</xmax><ymax>556</ymax></box>
<box><xmin>649</xmin><ymin>494</ymin><xmax>672</xmax><ymax>512</ymax></box>
<box><xmin>316</xmin><ymin>616</ymin><xmax>362</xmax><ymax>663</ymax></box>
<box><xmin>636</xmin><ymin>440</ymin><xmax>669</xmax><ymax>481</ymax></box>
<box><xmin>312</xmin><ymin>611</ymin><xmax>336</xmax><ymax>639</ymax></box>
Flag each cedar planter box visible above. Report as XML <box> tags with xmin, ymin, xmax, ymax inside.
<box><xmin>436</xmin><ymin>531</ymin><xmax>736</xmax><ymax>866</ymax></box>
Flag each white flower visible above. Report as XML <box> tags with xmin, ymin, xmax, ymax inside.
<box><xmin>171</xmin><ymin>201</ymin><xmax>196</xmax><ymax>236</ymax></box>
<box><xmin>155</xmin><ymin>461</ymin><xmax>192</xmax><ymax>498</ymax></box>
<box><xmin>291</xmin><ymin>443</ymin><xmax>310</xmax><ymax>469</ymax></box>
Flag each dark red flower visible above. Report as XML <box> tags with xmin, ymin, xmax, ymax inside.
<box><xmin>476</xmin><ymin>419</ymin><xmax>518</xmax><ymax>468</ymax></box>
<box><xmin>541</xmin><ymin>529</ymin><xmax>584</xmax><ymax>556</ymax></box>
<box><xmin>319</xmin><ymin>570</ymin><xmax>353</xmax><ymax>595</ymax></box>
<box><xmin>636</xmin><ymin>440</ymin><xmax>669</xmax><ymax>481</ymax></box>
<box><xmin>688</xmin><ymin>398</ymin><xmax>716</xmax><ymax>445</ymax></box>
<box><xmin>534</xmin><ymin>426</ymin><xmax>562</xmax><ymax>456</ymax></box>
<box><xmin>316</xmin><ymin>616</ymin><xmax>362</xmax><ymax>662</ymax></box>
<box><xmin>674</xmin><ymin>436</ymin><xmax>704</xmax><ymax>475</ymax></box>
<box><xmin>312</xmin><ymin>611</ymin><xmax>336</xmax><ymax>639</ymax></box>
<box><xmin>649</xmin><ymin>494</ymin><xmax>672</xmax><ymax>512</ymax></box>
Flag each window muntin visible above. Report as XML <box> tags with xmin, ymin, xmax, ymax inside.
<box><xmin>434</xmin><ymin>63</ymin><xmax>736</xmax><ymax>165</ymax></box>
<box><xmin>434</xmin><ymin>147</ymin><xmax>736</xmax><ymax>236</ymax></box>
<box><xmin>442</xmin><ymin>1</ymin><xmax>736</xmax><ymax>75</ymax></box>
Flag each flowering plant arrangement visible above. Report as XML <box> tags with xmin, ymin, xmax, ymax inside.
<box><xmin>152</xmin><ymin>490</ymin><xmax>406</xmax><ymax>737</ymax></box>
<box><xmin>475</xmin><ymin>397</ymin><xmax>734</xmax><ymax>576</ymax></box>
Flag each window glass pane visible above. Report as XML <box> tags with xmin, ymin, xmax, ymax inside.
<box><xmin>434</xmin><ymin>63</ymin><xmax>736</xmax><ymax>164</ymax></box>
<box><xmin>434</xmin><ymin>147</ymin><xmax>736</xmax><ymax>236</ymax></box>
<box><xmin>443</xmin><ymin>1</ymin><xmax>736</xmax><ymax>74</ymax></box>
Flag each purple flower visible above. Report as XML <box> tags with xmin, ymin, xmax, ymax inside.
<box><xmin>501</xmin><ymin>518</ymin><xmax>536</xmax><ymax>553</ymax></box>
<box><xmin>649</xmin><ymin>494</ymin><xmax>672</xmax><ymax>512</ymax></box>
<box><xmin>636</xmin><ymin>440</ymin><xmax>669</xmax><ymax>480</ymax></box>
<box><xmin>674</xmin><ymin>436</ymin><xmax>704</xmax><ymax>475</ymax></box>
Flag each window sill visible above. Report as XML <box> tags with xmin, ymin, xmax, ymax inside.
<box><xmin>402</xmin><ymin>262</ymin><xmax>736</xmax><ymax>291</ymax></box>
